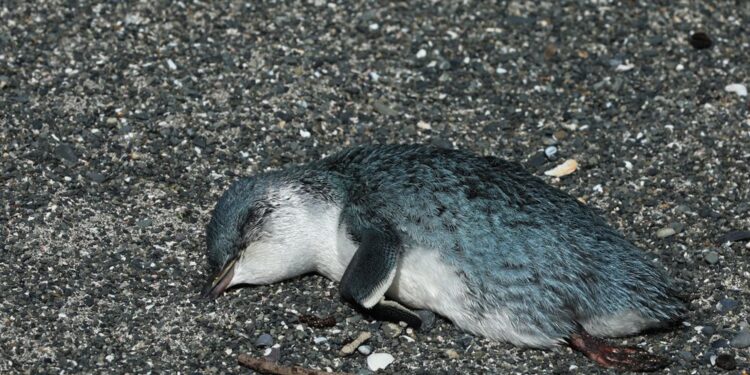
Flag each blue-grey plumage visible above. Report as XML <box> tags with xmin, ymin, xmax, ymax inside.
<box><xmin>203</xmin><ymin>144</ymin><xmax>686</xmax><ymax>363</ymax></box>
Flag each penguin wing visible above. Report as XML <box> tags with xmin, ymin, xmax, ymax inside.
<box><xmin>339</xmin><ymin>227</ymin><xmax>400</xmax><ymax>309</ymax></box>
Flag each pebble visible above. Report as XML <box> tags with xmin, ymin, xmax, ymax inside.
<box><xmin>444</xmin><ymin>349</ymin><xmax>460</xmax><ymax>360</ymax></box>
<box><xmin>689</xmin><ymin>32</ymin><xmax>713</xmax><ymax>49</ymax></box>
<box><xmin>701</xmin><ymin>325</ymin><xmax>715</xmax><ymax>336</ymax></box>
<box><xmin>55</xmin><ymin>143</ymin><xmax>78</xmax><ymax>163</ymax></box>
<box><xmin>136</xmin><ymin>218</ymin><xmax>153</xmax><ymax>228</ymax></box>
<box><xmin>721</xmin><ymin>230</ymin><xmax>750</xmax><ymax>242</ymax></box>
<box><xmin>356</xmin><ymin>369</ymin><xmax>374</xmax><ymax>375</ymax></box>
<box><xmin>715</xmin><ymin>353</ymin><xmax>736</xmax><ymax>370</ymax></box>
<box><xmin>543</xmin><ymin>145</ymin><xmax>558</xmax><ymax>160</ymax></box>
<box><xmin>255</xmin><ymin>333</ymin><xmax>273</xmax><ymax>348</ymax></box>
<box><xmin>416</xmin><ymin>310</ymin><xmax>436</xmax><ymax>331</ymax></box>
<box><xmin>366</xmin><ymin>352</ymin><xmax>394</xmax><ymax>371</ymax></box>
<box><xmin>656</xmin><ymin>227</ymin><xmax>676</xmax><ymax>238</ymax></box>
<box><xmin>357</xmin><ymin>345</ymin><xmax>372</xmax><ymax>355</ymax></box>
<box><xmin>86</xmin><ymin>171</ymin><xmax>107</xmax><ymax>183</ymax></box>
<box><xmin>263</xmin><ymin>345</ymin><xmax>281</xmax><ymax>363</ymax></box>
<box><xmin>718</xmin><ymin>298</ymin><xmax>739</xmax><ymax>313</ymax></box>
<box><xmin>526</xmin><ymin>152</ymin><xmax>548</xmax><ymax>168</ymax></box>
<box><xmin>725</xmin><ymin>83</ymin><xmax>748</xmax><ymax>97</ymax></box>
<box><xmin>382</xmin><ymin>322</ymin><xmax>402</xmax><ymax>338</ymax></box>
<box><xmin>495</xmin><ymin>66</ymin><xmax>507</xmax><ymax>74</ymax></box>
<box><xmin>704</xmin><ymin>251</ymin><xmax>719</xmax><ymax>265</ymax></box>
<box><xmin>313</xmin><ymin>336</ymin><xmax>327</xmax><ymax>344</ymax></box>
<box><xmin>731</xmin><ymin>330</ymin><xmax>750</xmax><ymax>348</ymax></box>
<box><xmin>416</xmin><ymin>49</ymin><xmax>427</xmax><ymax>59</ymax></box>
<box><xmin>553</xmin><ymin>129</ymin><xmax>568</xmax><ymax>140</ymax></box>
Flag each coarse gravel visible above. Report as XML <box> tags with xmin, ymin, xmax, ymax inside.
<box><xmin>2</xmin><ymin>1</ymin><xmax>750</xmax><ymax>374</ymax></box>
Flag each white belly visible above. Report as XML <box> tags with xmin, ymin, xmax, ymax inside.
<box><xmin>387</xmin><ymin>247</ymin><xmax>470</xmax><ymax>321</ymax></box>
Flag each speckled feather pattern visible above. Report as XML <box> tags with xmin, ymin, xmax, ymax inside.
<box><xmin>208</xmin><ymin>144</ymin><xmax>686</xmax><ymax>343</ymax></box>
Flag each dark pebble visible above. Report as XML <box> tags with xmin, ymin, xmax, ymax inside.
<box><xmin>689</xmin><ymin>32</ymin><xmax>713</xmax><ymax>50</ymax></box>
<box><xmin>526</xmin><ymin>152</ymin><xmax>548</xmax><ymax>168</ymax></box>
<box><xmin>86</xmin><ymin>172</ymin><xmax>107</xmax><ymax>183</ymax></box>
<box><xmin>137</xmin><ymin>218</ymin><xmax>153</xmax><ymax>228</ymax></box>
<box><xmin>416</xmin><ymin>310</ymin><xmax>436</xmax><ymax>332</ymax></box>
<box><xmin>255</xmin><ymin>333</ymin><xmax>274</xmax><ymax>348</ymax></box>
<box><xmin>720</xmin><ymin>230</ymin><xmax>750</xmax><ymax>243</ymax></box>
<box><xmin>710</xmin><ymin>339</ymin><xmax>729</xmax><ymax>349</ymax></box>
<box><xmin>731</xmin><ymin>330</ymin><xmax>750</xmax><ymax>348</ymax></box>
<box><xmin>718</xmin><ymin>298</ymin><xmax>739</xmax><ymax>313</ymax></box>
<box><xmin>701</xmin><ymin>325</ymin><xmax>715</xmax><ymax>336</ymax></box>
<box><xmin>715</xmin><ymin>353</ymin><xmax>736</xmax><ymax>370</ymax></box>
<box><xmin>55</xmin><ymin>143</ymin><xmax>78</xmax><ymax>163</ymax></box>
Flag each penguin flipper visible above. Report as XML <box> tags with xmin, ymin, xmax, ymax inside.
<box><xmin>339</xmin><ymin>228</ymin><xmax>423</xmax><ymax>329</ymax></box>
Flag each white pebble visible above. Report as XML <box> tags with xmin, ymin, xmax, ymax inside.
<box><xmin>417</xmin><ymin>121</ymin><xmax>431</xmax><ymax>130</ymax></box>
<box><xmin>313</xmin><ymin>337</ymin><xmax>328</xmax><ymax>344</ymax></box>
<box><xmin>299</xmin><ymin>129</ymin><xmax>311</xmax><ymax>138</ymax></box>
<box><xmin>367</xmin><ymin>353</ymin><xmax>394</xmax><ymax>371</ymax></box>
<box><xmin>357</xmin><ymin>345</ymin><xmax>372</xmax><ymax>355</ymax></box>
<box><xmin>725</xmin><ymin>83</ymin><xmax>748</xmax><ymax>97</ymax></box>
<box><xmin>369</xmin><ymin>23</ymin><xmax>379</xmax><ymax>31</ymax></box>
<box><xmin>675</xmin><ymin>64</ymin><xmax>684</xmax><ymax>71</ymax></box>
<box><xmin>167</xmin><ymin>59</ymin><xmax>177</xmax><ymax>71</ymax></box>
<box><xmin>496</xmin><ymin>66</ymin><xmax>508</xmax><ymax>74</ymax></box>
<box><xmin>416</xmin><ymin>49</ymin><xmax>427</xmax><ymax>59</ymax></box>
<box><xmin>615</xmin><ymin>63</ymin><xmax>634</xmax><ymax>72</ymax></box>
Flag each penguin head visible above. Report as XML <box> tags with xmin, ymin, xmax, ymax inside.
<box><xmin>202</xmin><ymin>171</ymin><xmax>340</xmax><ymax>298</ymax></box>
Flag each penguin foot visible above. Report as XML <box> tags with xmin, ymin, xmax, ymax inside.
<box><xmin>568</xmin><ymin>330</ymin><xmax>670</xmax><ymax>372</ymax></box>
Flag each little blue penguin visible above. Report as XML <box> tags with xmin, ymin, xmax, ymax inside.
<box><xmin>202</xmin><ymin>144</ymin><xmax>687</xmax><ymax>371</ymax></box>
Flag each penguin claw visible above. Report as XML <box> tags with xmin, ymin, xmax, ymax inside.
<box><xmin>568</xmin><ymin>331</ymin><xmax>670</xmax><ymax>372</ymax></box>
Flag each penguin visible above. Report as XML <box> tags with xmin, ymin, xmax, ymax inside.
<box><xmin>202</xmin><ymin>144</ymin><xmax>687</xmax><ymax>371</ymax></box>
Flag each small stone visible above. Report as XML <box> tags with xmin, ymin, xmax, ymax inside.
<box><xmin>299</xmin><ymin>129</ymin><xmax>311</xmax><ymax>138</ymax></box>
<box><xmin>166</xmin><ymin>59</ymin><xmax>177</xmax><ymax>70</ymax></box>
<box><xmin>495</xmin><ymin>66</ymin><xmax>507</xmax><ymax>74</ymax></box>
<box><xmin>417</xmin><ymin>121</ymin><xmax>431</xmax><ymax>130</ymax></box>
<box><xmin>701</xmin><ymin>325</ymin><xmax>715</xmax><ymax>336</ymax></box>
<box><xmin>720</xmin><ymin>230</ymin><xmax>750</xmax><ymax>243</ymax></box>
<box><xmin>55</xmin><ymin>143</ymin><xmax>78</xmax><ymax>163</ymax></box>
<box><xmin>313</xmin><ymin>336</ymin><xmax>328</xmax><ymax>344</ymax></box>
<box><xmin>718</xmin><ymin>298</ymin><xmax>739</xmax><ymax>313</ymax></box>
<box><xmin>416</xmin><ymin>310</ymin><xmax>436</xmax><ymax>331</ymax></box>
<box><xmin>689</xmin><ymin>32</ymin><xmax>713</xmax><ymax>50</ymax></box>
<box><xmin>86</xmin><ymin>172</ymin><xmax>107</xmax><ymax>183</ymax></box>
<box><xmin>715</xmin><ymin>353</ymin><xmax>736</xmax><ymax>370</ymax></box>
<box><xmin>656</xmin><ymin>227</ymin><xmax>676</xmax><ymax>238</ymax></box>
<box><xmin>356</xmin><ymin>369</ymin><xmax>374</xmax><ymax>375</ymax></box>
<box><xmin>710</xmin><ymin>339</ymin><xmax>729</xmax><ymax>349</ymax></box>
<box><xmin>526</xmin><ymin>152</ymin><xmax>548</xmax><ymax>168</ymax></box>
<box><xmin>357</xmin><ymin>345</ymin><xmax>372</xmax><ymax>355</ymax></box>
<box><xmin>678</xmin><ymin>350</ymin><xmax>695</xmax><ymax>362</ymax></box>
<box><xmin>444</xmin><ymin>349</ymin><xmax>459</xmax><ymax>360</ymax></box>
<box><xmin>416</xmin><ymin>49</ymin><xmax>427</xmax><ymax>59</ymax></box>
<box><xmin>137</xmin><ymin>218</ymin><xmax>153</xmax><ymax>228</ymax></box>
<box><xmin>382</xmin><ymin>322</ymin><xmax>402</xmax><ymax>338</ymax></box>
<box><xmin>255</xmin><ymin>333</ymin><xmax>273</xmax><ymax>348</ymax></box>
<box><xmin>553</xmin><ymin>130</ymin><xmax>568</xmax><ymax>140</ymax></box>
<box><xmin>544</xmin><ymin>146</ymin><xmax>558</xmax><ymax>160</ymax></box>
<box><xmin>263</xmin><ymin>345</ymin><xmax>281</xmax><ymax>363</ymax></box>
<box><xmin>731</xmin><ymin>331</ymin><xmax>750</xmax><ymax>348</ymax></box>
<box><xmin>725</xmin><ymin>83</ymin><xmax>748</xmax><ymax>97</ymax></box>
<box><xmin>704</xmin><ymin>251</ymin><xmax>719</xmax><ymax>265</ymax></box>
<box><xmin>366</xmin><ymin>353</ymin><xmax>394</xmax><ymax>371</ymax></box>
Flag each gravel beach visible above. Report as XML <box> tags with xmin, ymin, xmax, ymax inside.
<box><xmin>2</xmin><ymin>1</ymin><xmax>749</xmax><ymax>373</ymax></box>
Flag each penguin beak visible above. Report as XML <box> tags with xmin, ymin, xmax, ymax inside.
<box><xmin>202</xmin><ymin>258</ymin><xmax>237</xmax><ymax>299</ymax></box>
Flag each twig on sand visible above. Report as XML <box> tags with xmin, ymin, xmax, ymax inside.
<box><xmin>238</xmin><ymin>354</ymin><xmax>353</xmax><ymax>375</ymax></box>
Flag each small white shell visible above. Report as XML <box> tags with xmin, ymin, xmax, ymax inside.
<box><xmin>544</xmin><ymin>159</ymin><xmax>578</xmax><ymax>177</ymax></box>
<box><xmin>367</xmin><ymin>352</ymin><xmax>395</xmax><ymax>371</ymax></box>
